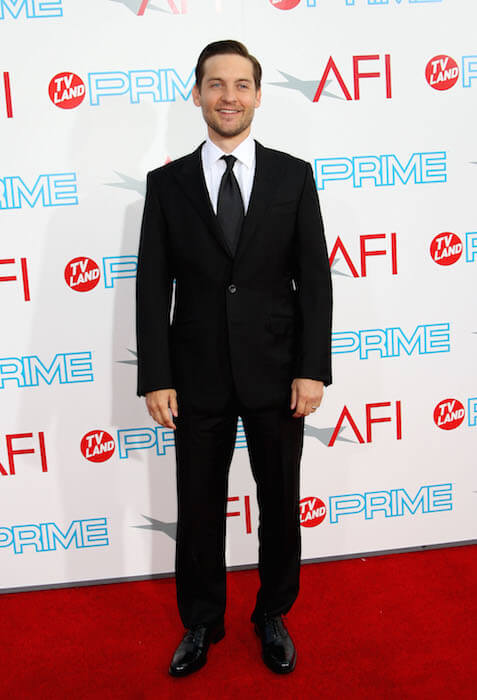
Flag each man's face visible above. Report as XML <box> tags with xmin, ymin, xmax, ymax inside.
<box><xmin>192</xmin><ymin>53</ymin><xmax>261</xmax><ymax>141</ymax></box>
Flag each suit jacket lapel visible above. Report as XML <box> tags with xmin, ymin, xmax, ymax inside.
<box><xmin>172</xmin><ymin>143</ymin><xmax>234</xmax><ymax>258</ymax></box>
<box><xmin>172</xmin><ymin>140</ymin><xmax>284</xmax><ymax>261</ymax></box>
<box><xmin>234</xmin><ymin>140</ymin><xmax>285</xmax><ymax>262</ymax></box>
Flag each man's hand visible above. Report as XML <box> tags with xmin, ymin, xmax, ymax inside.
<box><xmin>145</xmin><ymin>388</ymin><xmax>178</xmax><ymax>430</ymax></box>
<box><xmin>290</xmin><ymin>378</ymin><xmax>324</xmax><ymax>418</ymax></box>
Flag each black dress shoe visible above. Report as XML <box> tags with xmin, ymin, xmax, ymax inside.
<box><xmin>169</xmin><ymin>622</ymin><xmax>225</xmax><ymax>677</ymax></box>
<box><xmin>254</xmin><ymin>614</ymin><xmax>297</xmax><ymax>674</ymax></box>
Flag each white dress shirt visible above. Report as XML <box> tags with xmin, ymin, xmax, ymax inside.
<box><xmin>200</xmin><ymin>133</ymin><xmax>256</xmax><ymax>214</ymax></box>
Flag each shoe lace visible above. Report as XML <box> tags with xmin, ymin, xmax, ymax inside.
<box><xmin>265</xmin><ymin>614</ymin><xmax>287</xmax><ymax>639</ymax></box>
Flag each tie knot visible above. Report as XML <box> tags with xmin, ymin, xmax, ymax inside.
<box><xmin>221</xmin><ymin>154</ymin><xmax>237</xmax><ymax>172</ymax></box>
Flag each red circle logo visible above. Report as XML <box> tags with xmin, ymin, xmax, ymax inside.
<box><xmin>269</xmin><ymin>0</ymin><xmax>301</xmax><ymax>9</ymax></box>
<box><xmin>300</xmin><ymin>497</ymin><xmax>326</xmax><ymax>527</ymax></box>
<box><xmin>430</xmin><ymin>232</ymin><xmax>463</xmax><ymax>266</ymax></box>
<box><xmin>433</xmin><ymin>399</ymin><xmax>465</xmax><ymax>431</ymax></box>
<box><xmin>65</xmin><ymin>257</ymin><xmax>101</xmax><ymax>292</ymax></box>
<box><xmin>81</xmin><ymin>430</ymin><xmax>115</xmax><ymax>462</ymax></box>
<box><xmin>425</xmin><ymin>55</ymin><xmax>459</xmax><ymax>91</ymax></box>
<box><xmin>49</xmin><ymin>72</ymin><xmax>85</xmax><ymax>109</ymax></box>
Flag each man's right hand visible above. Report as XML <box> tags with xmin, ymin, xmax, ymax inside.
<box><xmin>145</xmin><ymin>388</ymin><xmax>178</xmax><ymax>430</ymax></box>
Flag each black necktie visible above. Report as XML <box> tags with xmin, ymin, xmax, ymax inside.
<box><xmin>216</xmin><ymin>155</ymin><xmax>244</xmax><ymax>256</ymax></box>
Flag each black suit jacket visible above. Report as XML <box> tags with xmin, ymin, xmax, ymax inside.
<box><xmin>136</xmin><ymin>140</ymin><xmax>332</xmax><ymax>413</ymax></box>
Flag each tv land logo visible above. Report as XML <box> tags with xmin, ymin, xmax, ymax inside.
<box><xmin>81</xmin><ymin>430</ymin><xmax>116</xmax><ymax>463</ymax></box>
<box><xmin>332</xmin><ymin>323</ymin><xmax>450</xmax><ymax>360</ymax></box>
<box><xmin>0</xmin><ymin>517</ymin><xmax>109</xmax><ymax>555</ymax></box>
<box><xmin>64</xmin><ymin>256</ymin><xmax>137</xmax><ymax>291</ymax></box>
<box><xmin>314</xmin><ymin>151</ymin><xmax>446</xmax><ymax>190</ymax></box>
<box><xmin>49</xmin><ymin>72</ymin><xmax>85</xmax><ymax>110</ymax></box>
<box><xmin>0</xmin><ymin>172</ymin><xmax>78</xmax><ymax>210</ymax></box>
<box><xmin>271</xmin><ymin>54</ymin><xmax>392</xmax><ymax>103</ymax></box>
<box><xmin>425</xmin><ymin>55</ymin><xmax>477</xmax><ymax>91</ymax></box>
<box><xmin>0</xmin><ymin>0</ymin><xmax>63</xmax><ymax>20</ymax></box>
<box><xmin>0</xmin><ymin>352</ymin><xmax>94</xmax><ymax>389</ymax></box>
<box><xmin>330</xmin><ymin>233</ymin><xmax>397</xmax><ymax>278</ymax></box>
<box><xmin>430</xmin><ymin>231</ymin><xmax>477</xmax><ymax>266</ymax></box>
<box><xmin>434</xmin><ymin>398</ymin><xmax>477</xmax><ymax>431</ymax></box>
<box><xmin>0</xmin><ymin>431</ymin><xmax>47</xmax><ymax>476</ymax></box>
<box><xmin>48</xmin><ymin>69</ymin><xmax>194</xmax><ymax>108</ymax></box>
<box><xmin>300</xmin><ymin>497</ymin><xmax>326</xmax><ymax>527</ymax></box>
<box><xmin>270</xmin><ymin>0</ymin><xmax>443</xmax><ymax>7</ymax></box>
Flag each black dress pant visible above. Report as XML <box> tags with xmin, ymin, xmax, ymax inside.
<box><xmin>173</xmin><ymin>388</ymin><xmax>305</xmax><ymax>628</ymax></box>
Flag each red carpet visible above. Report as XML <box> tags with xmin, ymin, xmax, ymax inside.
<box><xmin>2</xmin><ymin>544</ymin><xmax>477</xmax><ymax>699</ymax></box>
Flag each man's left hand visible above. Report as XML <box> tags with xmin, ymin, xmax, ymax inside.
<box><xmin>290</xmin><ymin>378</ymin><xmax>324</xmax><ymax>418</ymax></box>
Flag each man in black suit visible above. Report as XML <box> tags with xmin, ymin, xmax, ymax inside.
<box><xmin>136</xmin><ymin>40</ymin><xmax>332</xmax><ymax>676</ymax></box>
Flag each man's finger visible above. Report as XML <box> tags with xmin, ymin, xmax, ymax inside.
<box><xmin>170</xmin><ymin>393</ymin><xmax>179</xmax><ymax>418</ymax></box>
<box><xmin>290</xmin><ymin>383</ymin><xmax>297</xmax><ymax>410</ymax></box>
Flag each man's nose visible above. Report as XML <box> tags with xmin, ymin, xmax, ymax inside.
<box><xmin>221</xmin><ymin>86</ymin><xmax>238</xmax><ymax>102</ymax></box>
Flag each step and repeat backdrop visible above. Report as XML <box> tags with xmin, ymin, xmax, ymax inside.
<box><xmin>1</xmin><ymin>0</ymin><xmax>476</xmax><ymax>592</ymax></box>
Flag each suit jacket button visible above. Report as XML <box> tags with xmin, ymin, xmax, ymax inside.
<box><xmin>228</xmin><ymin>284</ymin><xmax>237</xmax><ymax>293</ymax></box>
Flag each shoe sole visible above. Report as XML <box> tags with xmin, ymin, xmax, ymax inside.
<box><xmin>168</xmin><ymin>627</ymin><xmax>225</xmax><ymax>677</ymax></box>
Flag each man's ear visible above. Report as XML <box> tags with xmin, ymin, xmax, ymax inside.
<box><xmin>192</xmin><ymin>83</ymin><xmax>201</xmax><ymax>107</ymax></box>
<box><xmin>255</xmin><ymin>87</ymin><xmax>262</xmax><ymax>109</ymax></box>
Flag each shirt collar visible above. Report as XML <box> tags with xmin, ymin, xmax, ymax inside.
<box><xmin>202</xmin><ymin>133</ymin><xmax>255</xmax><ymax>170</ymax></box>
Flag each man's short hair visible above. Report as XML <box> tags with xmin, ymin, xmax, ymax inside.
<box><xmin>195</xmin><ymin>40</ymin><xmax>262</xmax><ymax>90</ymax></box>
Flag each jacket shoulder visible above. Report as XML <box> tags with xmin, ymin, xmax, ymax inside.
<box><xmin>146</xmin><ymin>148</ymin><xmax>200</xmax><ymax>182</ymax></box>
<box><xmin>257</xmin><ymin>142</ymin><xmax>310</xmax><ymax>172</ymax></box>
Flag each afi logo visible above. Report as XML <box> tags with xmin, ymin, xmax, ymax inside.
<box><xmin>329</xmin><ymin>401</ymin><xmax>402</xmax><ymax>447</ymax></box>
<box><xmin>300</xmin><ymin>497</ymin><xmax>326</xmax><ymax>527</ymax></box>
<box><xmin>433</xmin><ymin>399</ymin><xmax>465</xmax><ymax>431</ymax></box>
<box><xmin>2</xmin><ymin>71</ymin><xmax>13</xmax><ymax>117</ymax></box>
<box><xmin>227</xmin><ymin>495</ymin><xmax>252</xmax><ymax>534</ymax></box>
<box><xmin>0</xmin><ymin>257</ymin><xmax>30</xmax><ymax>300</ymax></box>
<box><xmin>81</xmin><ymin>430</ymin><xmax>115</xmax><ymax>462</ymax></box>
<box><xmin>0</xmin><ymin>432</ymin><xmax>48</xmax><ymax>476</ymax></box>
<box><xmin>49</xmin><ymin>72</ymin><xmax>85</xmax><ymax>109</ymax></box>
<box><xmin>329</xmin><ymin>233</ymin><xmax>397</xmax><ymax>277</ymax></box>
<box><xmin>314</xmin><ymin>55</ymin><xmax>391</xmax><ymax>102</ymax></box>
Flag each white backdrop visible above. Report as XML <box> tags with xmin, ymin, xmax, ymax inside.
<box><xmin>1</xmin><ymin>0</ymin><xmax>476</xmax><ymax>592</ymax></box>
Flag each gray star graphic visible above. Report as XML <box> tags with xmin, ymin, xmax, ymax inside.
<box><xmin>133</xmin><ymin>514</ymin><xmax>177</xmax><ymax>540</ymax></box>
<box><xmin>105</xmin><ymin>172</ymin><xmax>145</xmax><ymax>197</ymax></box>
<box><xmin>331</xmin><ymin>256</ymin><xmax>354</xmax><ymax>279</ymax></box>
<box><xmin>117</xmin><ymin>349</ymin><xmax>138</xmax><ymax>366</ymax></box>
<box><xmin>304</xmin><ymin>424</ymin><xmax>356</xmax><ymax>446</ymax></box>
<box><xmin>268</xmin><ymin>71</ymin><xmax>345</xmax><ymax>102</ymax></box>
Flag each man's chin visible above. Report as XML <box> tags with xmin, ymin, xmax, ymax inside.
<box><xmin>208</xmin><ymin>120</ymin><xmax>251</xmax><ymax>140</ymax></box>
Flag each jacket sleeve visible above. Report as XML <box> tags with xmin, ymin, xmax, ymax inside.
<box><xmin>136</xmin><ymin>170</ymin><xmax>174</xmax><ymax>396</ymax></box>
<box><xmin>292</xmin><ymin>162</ymin><xmax>333</xmax><ymax>386</ymax></box>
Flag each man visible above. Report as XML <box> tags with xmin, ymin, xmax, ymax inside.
<box><xmin>136</xmin><ymin>40</ymin><xmax>332</xmax><ymax>677</ymax></box>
